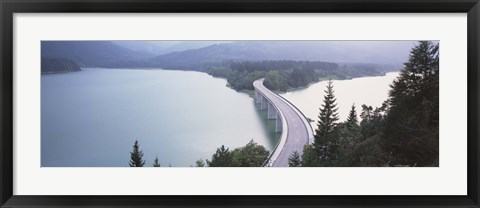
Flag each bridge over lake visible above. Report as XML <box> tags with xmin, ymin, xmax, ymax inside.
<box><xmin>253</xmin><ymin>78</ymin><xmax>314</xmax><ymax>167</ymax></box>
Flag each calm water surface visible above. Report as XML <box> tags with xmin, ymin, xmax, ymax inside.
<box><xmin>281</xmin><ymin>72</ymin><xmax>400</xmax><ymax>128</ymax></box>
<box><xmin>42</xmin><ymin>69</ymin><xmax>398</xmax><ymax>167</ymax></box>
<box><xmin>42</xmin><ymin>69</ymin><xmax>279</xmax><ymax>167</ymax></box>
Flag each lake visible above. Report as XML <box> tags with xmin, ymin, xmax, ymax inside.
<box><xmin>41</xmin><ymin>69</ymin><xmax>280</xmax><ymax>167</ymax></box>
<box><xmin>280</xmin><ymin>72</ymin><xmax>400</xmax><ymax>128</ymax></box>
<box><xmin>41</xmin><ymin>69</ymin><xmax>399</xmax><ymax>167</ymax></box>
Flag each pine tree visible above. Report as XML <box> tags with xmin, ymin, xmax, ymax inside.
<box><xmin>206</xmin><ymin>145</ymin><xmax>233</xmax><ymax>167</ymax></box>
<box><xmin>314</xmin><ymin>80</ymin><xmax>339</xmax><ymax>161</ymax></box>
<box><xmin>300</xmin><ymin>145</ymin><xmax>320</xmax><ymax>167</ymax></box>
<box><xmin>129</xmin><ymin>140</ymin><xmax>145</xmax><ymax>167</ymax></box>
<box><xmin>288</xmin><ymin>150</ymin><xmax>301</xmax><ymax>167</ymax></box>
<box><xmin>346</xmin><ymin>104</ymin><xmax>359</xmax><ymax>128</ymax></box>
<box><xmin>384</xmin><ymin>41</ymin><xmax>439</xmax><ymax>166</ymax></box>
<box><xmin>338</xmin><ymin>104</ymin><xmax>361</xmax><ymax>157</ymax></box>
<box><xmin>153</xmin><ymin>156</ymin><xmax>161</xmax><ymax>167</ymax></box>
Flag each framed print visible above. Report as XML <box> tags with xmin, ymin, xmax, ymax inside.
<box><xmin>1</xmin><ymin>0</ymin><xmax>479</xmax><ymax>207</ymax></box>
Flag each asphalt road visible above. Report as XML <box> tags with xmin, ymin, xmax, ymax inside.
<box><xmin>253</xmin><ymin>79</ymin><xmax>310</xmax><ymax>167</ymax></box>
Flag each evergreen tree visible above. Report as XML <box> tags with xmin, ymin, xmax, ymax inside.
<box><xmin>384</xmin><ymin>41</ymin><xmax>439</xmax><ymax>166</ymax></box>
<box><xmin>359</xmin><ymin>104</ymin><xmax>375</xmax><ymax>140</ymax></box>
<box><xmin>129</xmin><ymin>140</ymin><xmax>145</xmax><ymax>167</ymax></box>
<box><xmin>334</xmin><ymin>105</ymin><xmax>362</xmax><ymax>166</ymax></box>
<box><xmin>346</xmin><ymin>104</ymin><xmax>359</xmax><ymax>128</ymax></box>
<box><xmin>206</xmin><ymin>145</ymin><xmax>234</xmax><ymax>167</ymax></box>
<box><xmin>300</xmin><ymin>145</ymin><xmax>320</xmax><ymax>167</ymax></box>
<box><xmin>153</xmin><ymin>156</ymin><xmax>161</xmax><ymax>167</ymax></box>
<box><xmin>288</xmin><ymin>150</ymin><xmax>301</xmax><ymax>167</ymax></box>
<box><xmin>195</xmin><ymin>159</ymin><xmax>205</xmax><ymax>167</ymax></box>
<box><xmin>314</xmin><ymin>80</ymin><xmax>339</xmax><ymax>161</ymax></box>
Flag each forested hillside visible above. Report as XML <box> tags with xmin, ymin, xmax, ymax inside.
<box><xmin>41</xmin><ymin>58</ymin><xmax>81</xmax><ymax>74</ymax></box>
<box><xmin>41</xmin><ymin>41</ymin><xmax>153</xmax><ymax>67</ymax></box>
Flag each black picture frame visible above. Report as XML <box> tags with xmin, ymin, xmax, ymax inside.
<box><xmin>1</xmin><ymin>0</ymin><xmax>479</xmax><ymax>207</ymax></box>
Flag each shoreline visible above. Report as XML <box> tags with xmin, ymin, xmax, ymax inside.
<box><xmin>43</xmin><ymin>67</ymin><xmax>400</xmax><ymax>97</ymax></box>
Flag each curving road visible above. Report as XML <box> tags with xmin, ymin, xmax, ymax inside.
<box><xmin>253</xmin><ymin>79</ymin><xmax>313</xmax><ymax>167</ymax></box>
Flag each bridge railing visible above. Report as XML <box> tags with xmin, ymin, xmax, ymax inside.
<box><xmin>276</xmin><ymin>94</ymin><xmax>315</xmax><ymax>144</ymax></box>
<box><xmin>253</xmin><ymin>79</ymin><xmax>288</xmax><ymax>167</ymax></box>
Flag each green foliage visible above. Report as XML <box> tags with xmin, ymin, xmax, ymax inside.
<box><xmin>346</xmin><ymin>135</ymin><xmax>389</xmax><ymax>167</ymax></box>
<box><xmin>360</xmin><ymin>104</ymin><xmax>373</xmax><ymax>122</ymax></box>
<box><xmin>346</xmin><ymin>104</ymin><xmax>359</xmax><ymax>128</ymax></box>
<box><xmin>359</xmin><ymin>105</ymin><xmax>375</xmax><ymax>140</ymax></box>
<box><xmin>206</xmin><ymin>140</ymin><xmax>269</xmax><ymax>167</ymax></box>
<box><xmin>206</xmin><ymin>145</ymin><xmax>233</xmax><ymax>167</ymax></box>
<box><xmin>229</xmin><ymin>60</ymin><xmax>338</xmax><ymax>72</ymax></box>
<box><xmin>129</xmin><ymin>140</ymin><xmax>145</xmax><ymax>167</ymax></box>
<box><xmin>288</xmin><ymin>150</ymin><xmax>301</xmax><ymax>167</ymax></box>
<box><xmin>314</xmin><ymin>80</ymin><xmax>340</xmax><ymax>163</ymax></box>
<box><xmin>333</xmin><ymin>64</ymin><xmax>385</xmax><ymax>79</ymax></box>
<box><xmin>231</xmin><ymin>140</ymin><xmax>270</xmax><ymax>167</ymax></box>
<box><xmin>383</xmin><ymin>41</ymin><xmax>439</xmax><ymax>166</ymax></box>
<box><xmin>207</xmin><ymin>60</ymin><xmax>383</xmax><ymax>92</ymax></box>
<box><xmin>358</xmin><ymin>103</ymin><xmax>388</xmax><ymax>141</ymax></box>
<box><xmin>287</xmin><ymin>68</ymin><xmax>319</xmax><ymax>88</ymax></box>
<box><xmin>209</xmin><ymin>66</ymin><xmax>266</xmax><ymax>91</ymax></box>
<box><xmin>153</xmin><ymin>156</ymin><xmax>161</xmax><ymax>167</ymax></box>
<box><xmin>300</xmin><ymin>145</ymin><xmax>320</xmax><ymax>167</ymax></box>
<box><xmin>208</xmin><ymin>66</ymin><xmax>236</xmax><ymax>78</ymax></box>
<box><xmin>264</xmin><ymin>71</ymin><xmax>288</xmax><ymax>91</ymax></box>
<box><xmin>121</xmin><ymin>41</ymin><xmax>438</xmax><ymax>168</ymax></box>
<box><xmin>291</xmin><ymin>41</ymin><xmax>438</xmax><ymax>167</ymax></box>
<box><xmin>195</xmin><ymin>159</ymin><xmax>206</xmax><ymax>167</ymax></box>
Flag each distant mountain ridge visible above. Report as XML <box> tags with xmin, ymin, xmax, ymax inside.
<box><xmin>41</xmin><ymin>41</ymin><xmax>153</xmax><ymax>67</ymax></box>
<box><xmin>112</xmin><ymin>41</ymin><xmax>231</xmax><ymax>55</ymax></box>
<box><xmin>107</xmin><ymin>41</ymin><xmax>415</xmax><ymax>71</ymax></box>
<box><xmin>41</xmin><ymin>40</ymin><xmax>416</xmax><ymax>72</ymax></box>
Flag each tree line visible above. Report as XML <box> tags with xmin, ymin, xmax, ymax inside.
<box><xmin>128</xmin><ymin>139</ymin><xmax>269</xmax><ymax>167</ymax></box>
<box><xmin>208</xmin><ymin>60</ymin><xmax>384</xmax><ymax>92</ymax></box>
<box><xmin>288</xmin><ymin>41</ymin><xmax>439</xmax><ymax>167</ymax></box>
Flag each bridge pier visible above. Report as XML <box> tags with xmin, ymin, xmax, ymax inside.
<box><xmin>260</xmin><ymin>96</ymin><xmax>268</xmax><ymax>110</ymax></box>
<box><xmin>267</xmin><ymin>102</ymin><xmax>277</xmax><ymax>120</ymax></box>
<box><xmin>254</xmin><ymin>89</ymin><xmax>282</xmax><ymax>133</ymax></box>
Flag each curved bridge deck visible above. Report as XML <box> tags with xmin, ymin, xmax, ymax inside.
<box><xmin>253</xmin><ymin>79</ymin><xmax>314</xmax><ymax>167</ymax></box>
